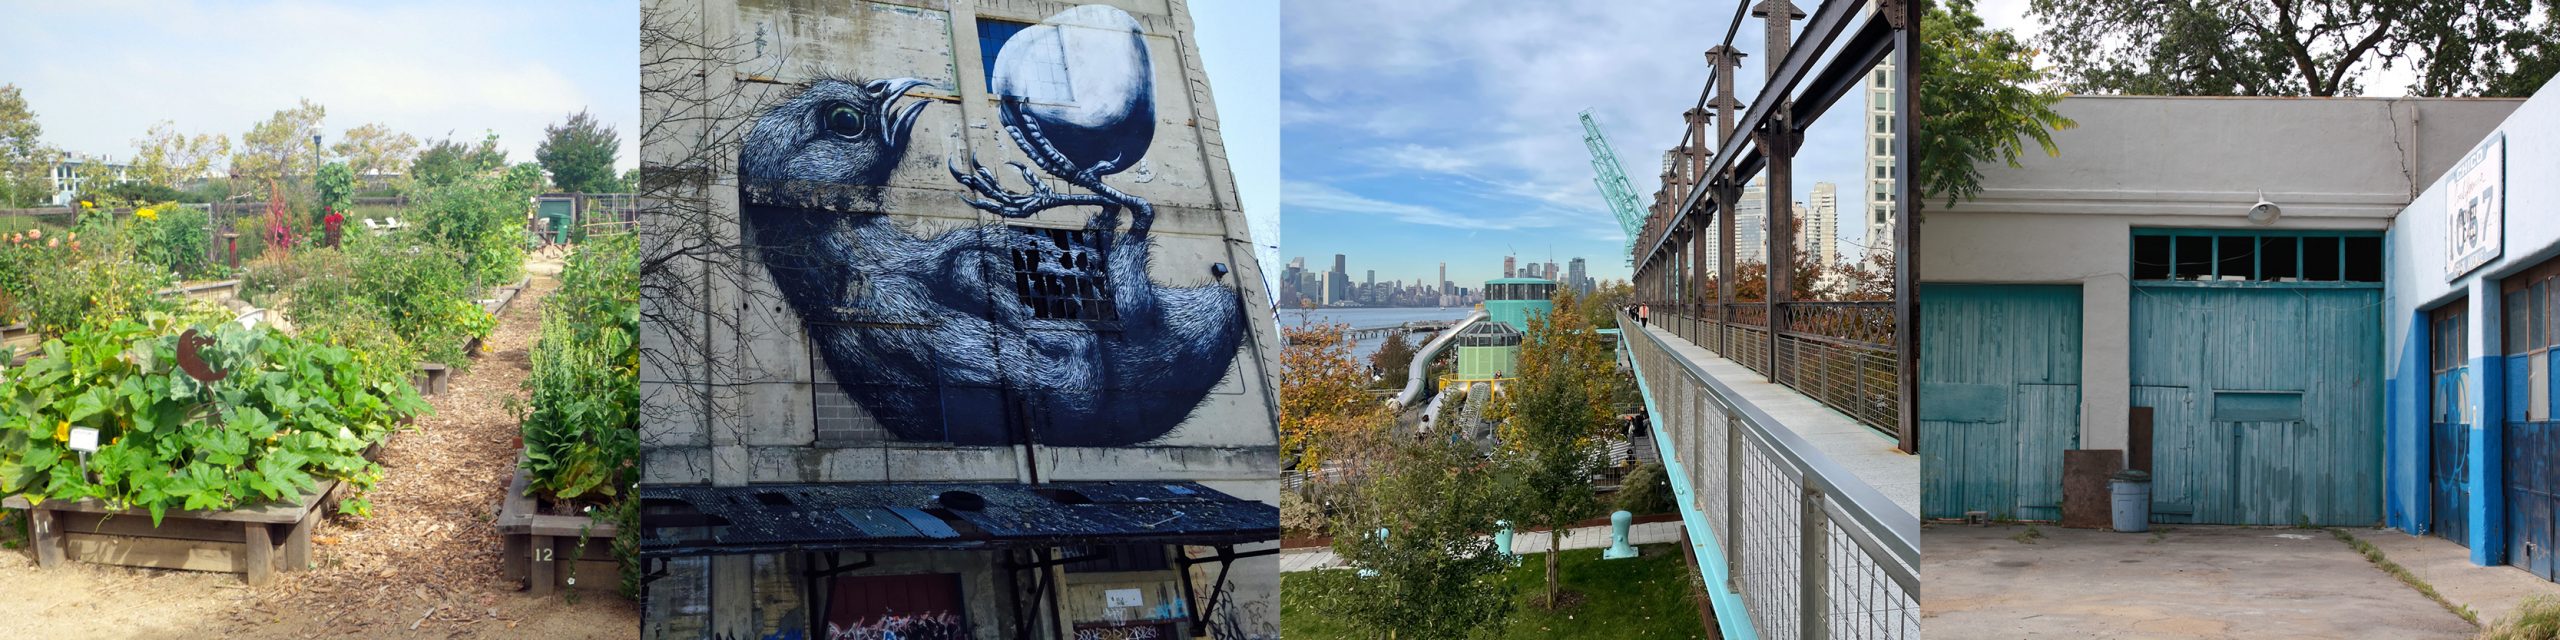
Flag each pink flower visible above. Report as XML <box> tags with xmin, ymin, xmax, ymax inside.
<box><xmin>25</xmin><ymin>229</ymin><xmax>38</xmax><ymax>240</ymax></box>
<box><xmin>67</xmin><ymin>240</ymin><xmax>78</xmax><ymax>251</ymax></box>
<box><xmin>45</xmin><ymin>238</ymin><xmax>57</xmax><ymax>248</ymax></box>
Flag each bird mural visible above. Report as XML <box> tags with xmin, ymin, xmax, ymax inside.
<box><xmin>738</xmin><ymin>4</ymin><xmax>1245</xmax><ymax>448</ymax></box>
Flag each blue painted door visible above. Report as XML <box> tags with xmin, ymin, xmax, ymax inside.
<box><xmin>2503</xmin><ymin>273</ymin><xmax>2559</xmax><ymax>582</ymax></box>
<box><xmin>2131</xmin><ymin>286</ymin><xmax>2383</xmax><ymax>525</ymax></box>
<box><xmin>2429</xmin><ymin>300</ymin><xmax>2470</xmax><ymax>544</ymax></box>
<box><xmin>1920</xmin><ymin>284</ymin><xmax>2082</xmax><ymax>521</ymax></box>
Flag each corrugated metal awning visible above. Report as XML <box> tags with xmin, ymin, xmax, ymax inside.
<box><xmin>638</xmin><ymin>481</ymin><xmax>1278</xmax><ymax>557</ymax></box>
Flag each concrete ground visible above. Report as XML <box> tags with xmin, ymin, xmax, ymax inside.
<box><xmin>1279</xmin><ymin>521</ymin><xmax>1683</xmax><ymax>572</ymax></box>
<box><xmin>1925</xmin><ymin>524</ymin><xmax>2478</xmax><ymax>639</ymax></box>
<box><xmin>2339</xmin><ymin>527</ymin><xmax>2560</xmax><ymax>627</ymax></box>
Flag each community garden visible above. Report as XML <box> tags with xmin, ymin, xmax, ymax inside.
<box><xmin>0</xmin><ymin>162</ymin><xmax>639</xmax><ymax>637</ymax></box>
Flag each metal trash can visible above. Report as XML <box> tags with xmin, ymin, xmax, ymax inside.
<box><xmin>2111</xmin><ymin>469</ymin><xmax>2152</xmax><ymax>533</ymax></box>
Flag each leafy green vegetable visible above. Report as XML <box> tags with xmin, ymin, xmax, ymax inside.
<box><xmin>0</xmin><ymin>314</ymin><xmax>426</xmax><ymax>524</ymax></box>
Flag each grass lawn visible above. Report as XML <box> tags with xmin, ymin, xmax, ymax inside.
<box><xmin>1282</xmin><ymin>544</ymin><xmax>1712</xmax><ymax>639</ymax></box>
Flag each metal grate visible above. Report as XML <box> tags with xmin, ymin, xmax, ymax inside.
<box><xmin>810</xmin><ymin>341</ymin><xmax>891</xmax><ymax>446</ymax></box>
<box><xmin>1626</xmin><ymin>317</ymin><xmax>1917</xmax><ymax>640</ymax></box>
<box><xmin>1007</xmin><ymin>225</ymin><xmax>1119</xmax><ymax>323</ymax></box>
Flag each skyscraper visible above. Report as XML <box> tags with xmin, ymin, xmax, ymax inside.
<box><xmin>1439</xmin><ymin>262</ymin><xmax>1448</xmax><ymax>295</ymax></box>
<box><xmin>1806</xmin><ymin>182</ymin><xmax>1839</xmax><ymax>266</ymax></box>
<box><xmin>1503</xmin><ymin>256</ymin><xmax>1517</xmax><ymax>278</ymax></box>
<box><xmin>1865</xmin><ymin>59</ymin><xmax>1898</xmax><ymax>257</ymax></box>
<box><xmin>1732</xmin><ymin>176</ymin><xmax>1769</xmax><ymax>264</ymax></box>
<box><xmin>1568</xmin><ymin>257</ymin><xmax>1589</xmax><ymax>294</ymax></box>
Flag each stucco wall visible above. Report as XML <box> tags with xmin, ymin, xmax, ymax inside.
<box><xmin>1922</xmin><ymin>95</ymin><xmax>2522</xmax><ymax>457</ymax></box>
<box><xmin>2380</xmin><ymin>84</ymin><xmax>2560</xmax><ymax>561</ymax></box>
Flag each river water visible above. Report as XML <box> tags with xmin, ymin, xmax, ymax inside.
<box><xmin>1277</xmin><ymin>306</ymin><xmax>1474</xmax><ymax>360</ymax></box>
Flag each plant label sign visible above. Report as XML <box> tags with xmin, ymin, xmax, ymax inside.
<box><xmin>2446</xmin><ymin>134</ymin><xmax>2505</xmax><ymax>281</ymax></box>
<box><xmin>67</xmin><ymin>427</ymin><xmax>98</xmax><ymax>453</ymax></box>
<box><xmin>1103</xmin><ymin>588</ymin><xmax>1144</xmax><ymax>608</ymax></box>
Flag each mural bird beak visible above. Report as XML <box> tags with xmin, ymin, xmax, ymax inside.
<box><xmin>873</xmin><ymin>77</ymin><xmax>933</xmax><ymax>146</ymax></box>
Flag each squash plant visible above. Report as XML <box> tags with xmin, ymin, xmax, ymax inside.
<box><xmin>0</xmin><ymin>314</ymin><xmax>427</xmax><ymax>525</ymax></box>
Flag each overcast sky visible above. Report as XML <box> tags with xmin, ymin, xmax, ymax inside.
<box><xmin>0</xmin><ymin>1</ymin><xmax>638</xmax><ymax>174</ymax></box>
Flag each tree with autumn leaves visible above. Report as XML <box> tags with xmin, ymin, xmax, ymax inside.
<box><xmin>1495</xmin><ymin>285</ymin><xmax>1636</xmax><ymax>610</ymax></box>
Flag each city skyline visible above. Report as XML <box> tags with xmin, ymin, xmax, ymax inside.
<box><xmin>1278</xmin><ymin>251</ymin><xmax>1608</xmax><ymax>308</ymax></box>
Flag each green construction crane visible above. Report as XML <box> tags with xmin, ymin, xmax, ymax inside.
<box><xmin>1579</xmin><ymin>109</ymin><xmax>1647</xmax><ymax>266</ymax></box>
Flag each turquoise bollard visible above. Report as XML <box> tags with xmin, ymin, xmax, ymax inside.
<box><xmin>1602</xmin><ymin>510</ymin><xmax>1638</xmax><ymax>559</ymax></box>
<box><xmin>1495</xmin><ymin>519</ymin><xmax>1520</xmax><ymax>566</ymax></box>
<box><xmin>1357</xmin><ymin>526</ymin><xmax>1389</xmax><ymax>578</ymax></box>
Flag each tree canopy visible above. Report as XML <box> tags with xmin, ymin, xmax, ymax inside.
<box><xmin>536</xmin><ymin>110</ymin><xmax>622</xmax><ymax>194</ymax></box>
<box><xmin>232</xmin><ymin>99</ymin><xmax>328</xmax><ymax>183</ymax></box>
<box><xmin>1917</xmin><ymin>0</ymin><xmax>2076</xmax><ymax>208</ymax></box>
<box><xmin>2031</xmin><ymin>0</ymin><xmax>2560</xmax><ymax>97</ymax></box>
<box><xmin>0</xmin><ymin>84</ymin><xmax>57</xmax><ymax>207</ymax></box>
<box><xmin>130</xmin><ymin>121</ymin><xmax>230</xmax><ymax>189</ymax></box>
<box><xmin>332</xmin><ymin>122</ymin><xmax>420</xmax><ymax>178</ymax></box>
<box><xmin>411</xmin><ymin>133</ymin><xmax>509</xmax><ymax>188</ymax></box>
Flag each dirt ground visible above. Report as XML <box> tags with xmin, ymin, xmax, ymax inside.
<box><xmin>1923</xmin><ymin>523</ymin><xmax>2477</xmax><ymax>639</ymax></box>
<box><xmin>0</xmin><ymin>253</ymin><xmax>640</xmax><ymax>640</ymax></box>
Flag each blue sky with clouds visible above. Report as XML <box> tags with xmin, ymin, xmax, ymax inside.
<box><xmin>1282</xmin><ymin>0</ymin><xmax>1892</xmax><ymax>288</ymax></box>
<box><xmin>0</xmin><ymin>1</ymin><xmax>636</xmax><ymax>174</ymax></box>
<box><xmin>1191</xmin><ymin>1</ymin><xmax>1281</xmax><ymax>294</ymax></box>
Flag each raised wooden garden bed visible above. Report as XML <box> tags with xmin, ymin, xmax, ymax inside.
<box><xmin>1</xmin><ymin>323</ymin><xmax>32</xmax><ymax>365</ymax></box>
<box><xmin>495</xmin><ymin>469</ymin><xmax>617</xmax><ymax>596</ymax></box>
<box><xmin>3</xmin><ymin>479</ymin><xmax>342</xmax><ymax>586</ymax></box>
<box><xmin>412</xmin><ymin>362</ymin><xmax>452</xmax><ymax>396</ymax></box>
<box><xmin>158</xmin><ymin>279</ymin><xmax>242</xmax><ymax>305</ymax></box>
<box><xmin>460</xmin><ymin>277</ymin><xmax>531</xmax><ymax>357</ymax></box>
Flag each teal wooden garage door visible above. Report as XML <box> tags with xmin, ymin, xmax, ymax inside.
<box><xmin>2131</xmin><ymin>286</ymin><xmax>2383</xmax><ymax>525</ymax></box>
<box><xmin>1920</xmin><ymin>284</ymin><xmax>2082</xmax><ymax>521</ymax></box>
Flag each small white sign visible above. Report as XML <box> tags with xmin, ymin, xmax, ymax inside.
<box><xmin>1103</xmin><ymin>588</ymin><xmax>1144</xmax><ymax>608</ymax></box>
<box><xmin>2446</xmin><ymin>134</ymin><xmax>2506</xmax><ymax>280</ymax></box>
<box><xmin>67</xmin><ymin>427</ymin><xmax>99</xmax><ymax>453</ymax></box>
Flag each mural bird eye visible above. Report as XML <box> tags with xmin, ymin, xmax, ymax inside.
<box><xmin>823</xmin><ymin>102</ymin><xmax>867</xmax><ymax>139</ymax></box>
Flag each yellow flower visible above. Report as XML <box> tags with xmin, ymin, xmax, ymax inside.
<box><xmin>136</xmin><ymin>208</ymin><xmax>157</xmax><ymax>221</ymax></box>
<box><xmin>53</xmin><ymin>420</ymin><xmax>68</xmax><ymax>443</ymax></box>
<box><xmin>78</xmin><ymin>200</ymin><xmax>92</xmax><ymax>209</ymax></box>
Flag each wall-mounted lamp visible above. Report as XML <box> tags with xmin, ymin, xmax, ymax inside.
<box><xmin>2247</xmin><ymin>197</ymin><xmax>2281</xmax><ymax>225</ymax></box>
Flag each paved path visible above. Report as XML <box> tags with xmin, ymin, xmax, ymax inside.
<box><xmin>1280</xmin><ymin>521</ymin><xmax>1683</xmax><ymax>572</ymax></box>
<box><xmin>1925</xmin><ymin>524</ymin><xmax>2476</xmax><ymax>639</ymax></box>
<box><xmin>1635</xmin><ymin>322</ymin><xmax>1919</xmax><ymax>516</ymax></box>
<box><xmin>2339</xmin><ymin>526</ymin><xmax>2560</xmax><ymax>628</ymax></box>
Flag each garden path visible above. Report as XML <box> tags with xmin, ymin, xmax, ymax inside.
<box><xmin>0</xmin><ymin>253</ymin><xmax>638</xmax><ymax>639</ymax></box>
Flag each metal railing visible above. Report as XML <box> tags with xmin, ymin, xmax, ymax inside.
<box><xmin>1653</xmin><ymin>303</ymin><xmax>1900</xmax><ymax>436</ymax></box>
<box><xmin>1625</xmin><ymin>311</ymin><xmax>1916</xmax><ymax>640</ymax></box>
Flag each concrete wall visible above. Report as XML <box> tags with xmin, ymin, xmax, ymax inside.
<box><xmin>2381</xmin><ymin>84</ymin><xmax>2560</xmax><ymax>564</ymax></box>
<box><xmin>639</xmin><ymin>0</ymin><xmax>1278</xmax><ymax>637</ymax></box>
<box><xmin>1922</xmin><ymin>96</ymin><xmax>2521</xmax><ymax>456</ymax></box>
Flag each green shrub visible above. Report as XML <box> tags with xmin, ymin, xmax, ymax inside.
<box><xmin>408</xmin><ymin>172</ymin><xmax>530</xmax><ymax>288</ymax></box>
<box><xmin>284</xmin><ymin>235</ymin><xmax>492</xmax><ymax>369</ymax></box>
<box><xmin>519</xmin><ymin>232</ymin><xmax>637</xmax><ymax>502</ymax></box>
<box><xmin>0</xmin><ymin>315</ymin><xmax>427</xmax><ymax>523</ymax></box>
<box><xmin>1616</xmin><ymin>462</ymin><xmax>1675</xmax><ymax>515</ymax></box>
<box><xmin>129</xmin><ymin>203</ymin><xmax>217</xmax><ymax>279</ymax></box>
<box><xmin>16</xmin><ymin>234</ymin><xmax>174</xmax><ymax>337</ymax></box>
<box><xmin>517</xmin><ymin>233</ymin><xmax>638</xmax><ymax>598</ymax></box>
